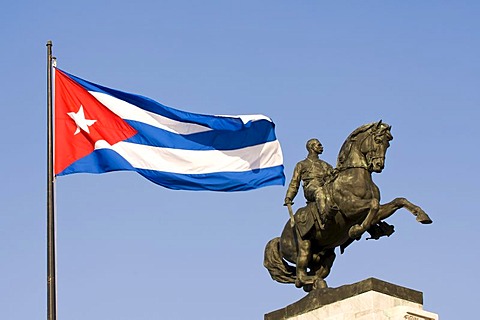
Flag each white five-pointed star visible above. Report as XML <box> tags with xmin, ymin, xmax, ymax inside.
<box><xmin>67</xmin><ymin>105</ymin><xmax>97</xmax><ymax>135</ymax></box>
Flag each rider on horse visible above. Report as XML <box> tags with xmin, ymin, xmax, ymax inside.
<box><xmin>284</xmin><ymin>138</ymin><xmax>335</xmax><ymax>231</ymax></box>
<box><xmin>284</xmin><ymin>138</ymin><xmax>336</xmax><ymax>288</ymax></box>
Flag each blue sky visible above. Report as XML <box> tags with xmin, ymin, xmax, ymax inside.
<box><xmin>1</xmin><ymin>1</ymin><xmax>479</xmax><ymax>319</ymax></box>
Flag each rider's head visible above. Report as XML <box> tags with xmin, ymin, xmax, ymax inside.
<box><xmin>306</xmin><ymin>138</ymin><xmax>323</xmax><ymax>155</ymax></box>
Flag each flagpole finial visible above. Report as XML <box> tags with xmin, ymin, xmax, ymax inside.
<box><xmin>47</xmin><ymin>40</ymin><xmax>52</xmax><ymax>46</ymax></box>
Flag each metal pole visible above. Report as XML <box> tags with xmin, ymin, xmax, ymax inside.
<box><xmin>46</xmin><ymin>40</ymin><xmax>57</xmax><ymax>320</ymax></box>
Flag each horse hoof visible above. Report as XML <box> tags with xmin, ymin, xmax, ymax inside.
<box><xmin>295</xmin><ymin>279</ymin><xmax>303</xmax><ymax>288</ymax></box>
<box><xmin>295</xmin><ymin>275</ymin><xmax>314</xmax><ymax>288</ymax></box>
<box><xmin>303</xmin><ymin>284</ymin><xmax>314</xmax><ymax>292</ymax></box>
<box><xmin>416</xmin><ymin>212</ymin><xmax>433</xmax><ymax>224</ymax></box>
<box><xmin>313</xmin><ymin>278</ymin><xmax>328</xmax><ymax>290</ymax></box>
<box><xmin>348</xmin><ymin>225</ymin><xmax>364</xmax><ymax>239</ymax></box>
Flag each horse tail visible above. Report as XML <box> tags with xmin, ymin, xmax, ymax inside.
<box><xmin>263</xmin><ymin>237</ymin><xmax>296</xmax><ymax>284</ymax></box>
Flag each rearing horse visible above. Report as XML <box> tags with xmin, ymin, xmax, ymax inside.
<box><xmin>264</xmin><ymin>121</ymin><xmax>432</xmax><ymax>292</ymax></box>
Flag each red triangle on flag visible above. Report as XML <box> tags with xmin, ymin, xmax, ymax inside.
<box><xmin>54</xmin><ymin>69</ymin><xmax>138</xmax><ymax>174</ymax></box>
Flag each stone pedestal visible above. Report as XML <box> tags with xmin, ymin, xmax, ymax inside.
<box><xmin>265</xmin><ymin>278</ymin><xmax>438</xmax><ymax>320</ymax></box>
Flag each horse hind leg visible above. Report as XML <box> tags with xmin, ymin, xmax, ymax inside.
<box><xmin>294</xmin><ymin>239</ymin><xmax>316</xmax><ymax>289</ymax></box>
<box><xmin>299</xmin><ymin>249</ymin><xmax>336</xmax><ymax>292</ymax></box>
<box><xmin>310</xmin><ymin>249</ymin><xmax>336</xmax><ymax>290</ymax></box>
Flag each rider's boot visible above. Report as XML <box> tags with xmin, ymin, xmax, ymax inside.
<box><xmin>325</xmin><ymin>191</ymin><xmax>339</xmax><ymax>220</ymax></box>
<box><xmin>315</xmin><ymin>197</ymin><xmax>329</xmax><ymax>230</ymax></box>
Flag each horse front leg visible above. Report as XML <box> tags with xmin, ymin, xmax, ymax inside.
<box><xmin>372</xmin><ymin>197</ymin><xmax>433</xmax><ymax>225</ymax></box>
<box><xmin>348</xmin><ymin>198</ymin><xmax>380</xmax><ymax>239</ymax></box>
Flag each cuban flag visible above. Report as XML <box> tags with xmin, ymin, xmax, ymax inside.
<box><xmin>54</xmin><ymin>68</ymin><xmax>285</xmax><ymax>191</ymax></box>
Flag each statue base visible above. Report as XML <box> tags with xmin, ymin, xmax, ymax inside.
<box><xmin>265</xmin><ymin>278</ymin><xmax>438</xmax><ymax>320</ymax></box>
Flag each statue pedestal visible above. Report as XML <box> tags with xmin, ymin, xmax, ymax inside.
<box><xmin>265</xmin><ymin>278</ymin><xmax>438</xmax><ymax>320</ymax></box>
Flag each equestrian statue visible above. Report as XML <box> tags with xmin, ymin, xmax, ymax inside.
<box><xmin>264</xmin><ymin>121</ymin><xmax>432</xmax><ymax>292</ymax></box>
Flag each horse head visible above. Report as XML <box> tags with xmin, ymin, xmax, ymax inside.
<box><xmin>337</xmin><ymin>121</ymin><xmax>393</xmax><ymax>173</ymax></box>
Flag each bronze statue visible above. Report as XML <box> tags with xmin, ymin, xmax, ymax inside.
<box><xmin>264</xmin><ymin>121</ymin><xmax>432</xmax><ymax>292</ymax></box>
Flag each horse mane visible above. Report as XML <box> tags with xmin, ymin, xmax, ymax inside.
<box><xmin>336</xmin><ymin>122</ymin><xmax>378</xmax><ymax>168</ymax></box>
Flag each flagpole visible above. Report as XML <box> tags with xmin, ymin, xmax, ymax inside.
<box><xmin>46</xmin><ymin>40</ymin><xmax>57</xmax><ymax>320</ymax></box>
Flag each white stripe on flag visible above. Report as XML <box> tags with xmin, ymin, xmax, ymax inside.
<box><xmin>94</xmin><ymin>140</ymin><xmax>284</xmax><ymax>174</ymax></box>
<box><xmin>90</xmin><ymin>91</ymin><xmax>212</xmax><ymax>135</ymax></box>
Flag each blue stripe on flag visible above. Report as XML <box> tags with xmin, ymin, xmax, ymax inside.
<box><xmin>136</xmin><ymin>166</ymin><xmax>285</xmax><ymax>191</ymax></box>
<box><xmin>58</xmin><ymin>149</ymin><xmax>135</xmax><ymax>175</ymax></box>
<box><xmin>124</xmin><ymin>119</ymin><xmax>277</xmax><ymax>150</ymax></box>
